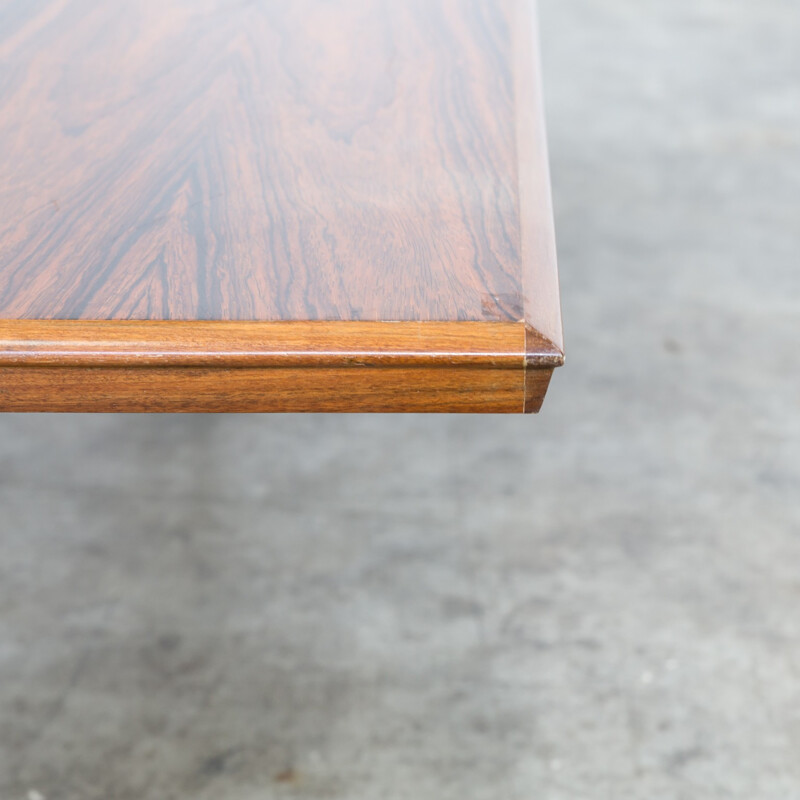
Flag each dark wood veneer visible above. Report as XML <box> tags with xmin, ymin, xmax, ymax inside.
<box><xmin>0</xmin><ymin>0</ymin><xmax>562</xmax><ymax>412</ymax></box>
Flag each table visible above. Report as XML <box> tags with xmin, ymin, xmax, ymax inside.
<box><xmin>0</xmin><ymin>0</ymin><xmax>562</xmax><ymax>413</ymax></box>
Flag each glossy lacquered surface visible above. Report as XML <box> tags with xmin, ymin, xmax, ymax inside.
<box><xmin>0</xmin><ymin>0</ymin><xmax>562</xmax><ymax>412</ymax></box>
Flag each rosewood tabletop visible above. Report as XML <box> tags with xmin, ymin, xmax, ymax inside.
<box><xmin>0</xmin><ymin>0</ymin><xmax>563</xmax><ymax>413</ymax></box>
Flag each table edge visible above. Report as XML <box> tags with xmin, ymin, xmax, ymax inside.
<box><xmin>0</xmin><ymin>319</ymin><xmax>563</xmax><ymax>368</ymax></box>
<box><xmin>516</xmin><ymin>0</ymin><xmax>564</xmax><ymax>358</ymax></box>
<box><xmin>0</xmin><ymin>320</ymin><xmax>560</xmax><ymax>413</ymax></box>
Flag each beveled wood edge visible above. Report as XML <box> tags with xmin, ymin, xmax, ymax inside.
<box><xmin>523</xmin><ymin>326</ymin><xmax>560</xmax><ymax>414</ymax></box>
<box><xmin>524</xmin><ymin>366</ymin><xmax>555</xmax><ymax>414</ymax></box>
<box><xmin>515</xmin><ymin>0</ymin><xmax>564</xmax><ymax>360</ymax></box>
<box><xmin>0</xmin><ymin>319</ymin><xmax>563</xmax><ymax>369</ymax></box>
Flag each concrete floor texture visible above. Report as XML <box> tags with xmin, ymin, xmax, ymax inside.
<box><xmin>1</xmin><ymin>0</ymin><xmax>799</xmax><ymax>798</ymax></box>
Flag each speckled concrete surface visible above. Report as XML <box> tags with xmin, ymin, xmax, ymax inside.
<box><xmin>1</xmin><ymin>0</ymin><xmax>799</xmax><ymax>798</ymax></box>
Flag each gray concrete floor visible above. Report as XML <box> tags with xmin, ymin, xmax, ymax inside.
<box><xmin>1</xmin><ymin>0</ymin><xmax>799</xmax><ymax>797</ymax></box>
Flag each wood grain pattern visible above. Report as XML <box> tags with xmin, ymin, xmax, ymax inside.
<box><xmin>0</xmin><ymin>366</ymin><xmax>553</xmax><ymax>413</ymax></box>
<box><xmin>0</xmin><ymin>320</ymin><xmax>562</xmax><ymax>368</ymax></box>
<box><xmin>0</xmin><ymin>320</ymin><xmax>559</xmax><ymax>412</ymax></box>
<box><xmin>0</xmin><ymin>0</ymin><xmax>562</xmax><ymax>412</ymax></box>
<box><xmin>0</xmin><ymin>0</ymin><xmax>527</xmax><ymax>323</ymax></box>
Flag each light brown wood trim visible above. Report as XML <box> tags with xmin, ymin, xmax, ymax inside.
<box><xmin>0</xmin><ymin>365</ymin><xmax>526</xmax><ymax>413</ymax></box>
<box><xmin>515</xmin><ymin>0</ymin><xmax>564</xmax><ymax>359</ymax></box>
<box><xmin>0</xmin><ymin>320</ymin><xmax>559</xmax><ymax>413</ymax></box>
<box><xmin>0</xmin><ymin>320</ymin><xmax>563</xmax><ymax>368</ymax></box>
